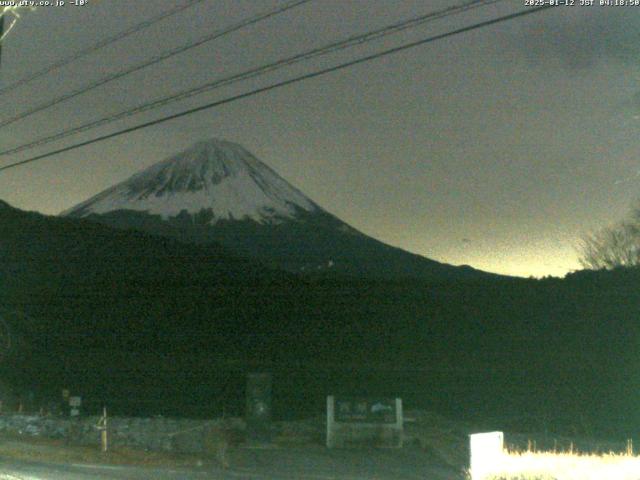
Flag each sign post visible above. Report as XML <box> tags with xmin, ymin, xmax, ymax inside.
<box><xmin>97</xmin><ymin>407</ymin><xmax>108</xmax><ymax>453</ymax></box>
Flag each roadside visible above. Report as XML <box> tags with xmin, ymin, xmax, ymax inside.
<box><xmin>0</xmin><ymin>429</ymin><xmax>463</xmax><ymax>479</ymax></box>
<box><xmin>0</xmin><ymin>410</ymin><xmax>628</xmax><ymax>480</ymax></box>
<box><xmin>0</xmin><ymin>432</ymin><xmax>207</xmax><ymax>469</ymax></box>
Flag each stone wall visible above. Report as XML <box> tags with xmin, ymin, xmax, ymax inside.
<box><xmin>0</xmin><ymin>414</ymin><xmax>246</xmax><ymax>453</ymax></box>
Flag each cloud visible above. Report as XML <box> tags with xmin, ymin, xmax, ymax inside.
<box><xmin>502</xmin><ymin>8</ymin><xmax>640</xmax><ymax>69</ymax></box>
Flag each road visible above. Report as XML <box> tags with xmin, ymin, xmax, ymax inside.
<box><xmin>0</xmin><ymin>446</ymin><xmax>463</xmax><ymax>479</ymax></box>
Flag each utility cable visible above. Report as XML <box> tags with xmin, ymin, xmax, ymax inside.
<box><xmin>0</xmin><ymin>0</ymin><xmax>312</xmax><ymax>128</ymax></box>
<box><xmin>0</xmin><ymin>0</ymin><xmax>208</xmax><ymax>95</ymax></box>
<box><xmin>0</xmin><ymin>5</ymin><xmax>553</xmax><ymax>174</ymax></box>
<box><xmin>0</xmin><ymin>0</ymin><xmax>503</xmax><ymax>157</ymax></box>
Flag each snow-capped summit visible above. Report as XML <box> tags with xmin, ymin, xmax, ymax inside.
<box><xmin>63</xmin><ymin>138</ymin><xmax>320</xmax><ymax>224</ymax></box>
<box><xmin>63</xmin><ymin>139</ymin><xmax>494</xmax><ymax>281</ymax></box>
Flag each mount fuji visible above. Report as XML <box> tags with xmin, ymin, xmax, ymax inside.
<box><xmin>63</xmin><ymin>139</ymin><xmax>490</xmax><ymax>280</ymax></box>
<box><xmin>65</xmin><ymin>139</ymin><xmax>321</xmax><ymax>224</ymax></box>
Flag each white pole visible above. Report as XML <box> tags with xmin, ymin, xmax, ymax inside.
<box><xmin>326</xmin><ymin>396</ymin><xmax>335</xmax><ymax>448</ymax></box>
<box><xmin>101</xmin><ymin>406</ymin><xmax>108</xmax><ymax>453</ymax></box>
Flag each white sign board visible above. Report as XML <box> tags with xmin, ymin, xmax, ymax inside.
<box><xmin>469</xmin><ymin>431</ymin><xmax>504</xmax><ymax>480</ymax></box>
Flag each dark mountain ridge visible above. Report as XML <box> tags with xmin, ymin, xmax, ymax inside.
<box><xmin>62</xmin><ymin>139</ymin><xmax>499</xmax><ymax>281</ymax></box>
<box><xmin>2</xmin><ymin>200</ymin><xmax>639</xmax><ymax>436</ymax></box>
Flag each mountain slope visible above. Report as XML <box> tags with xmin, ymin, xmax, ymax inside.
<box><xmin>2</xmin><ymin>200</ymin><xmax>639</xmax><ymax>433</ymax></box>
<box><xmin>0</xmin><ymin>199</ymin><xmax>314</xmax><ymax>406</ymax></box>
<box><xmin>63</xmin><ymin>139</ymin><xmax>495</xmax><ymax>280</ymax></box>
<box><xmin>0</xmin><ymin>200</ymin><xmax>298</xmax><ymax>353</ymax></box>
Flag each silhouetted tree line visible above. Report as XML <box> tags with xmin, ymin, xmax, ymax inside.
<box><xmin>1</xmin><ymin>202</ymin><xmax>639</xmax><ymax>438</ymax></box>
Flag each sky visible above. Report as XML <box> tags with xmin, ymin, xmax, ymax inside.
<box><xmin>1</xmin><ymin>0</ymin><xmax>639</xmax><ymax>278</ymax></box>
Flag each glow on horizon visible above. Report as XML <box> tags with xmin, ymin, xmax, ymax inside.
<box><xmin>386</xmin><ymin>233</ymin><xmax>583</xmax><ymax>279</ymax></box>
<box><xmin>460</xmin><ymin>257</ymin><xmax>581</xmax><ymax>279</ymax></box>
<box><xmin>3</xmin><ymin>193</ymin><xmax>581</xmax><ymax>279</ymax></box>
<box><xmin>454</xmin><ymin>241</ymin><xmax>583</xmax><ymax>278</ymax></box>
<box><xmin>2</xmin><ymin>190</ymin><xmax>581</xmax><ymax>279</ymax></box>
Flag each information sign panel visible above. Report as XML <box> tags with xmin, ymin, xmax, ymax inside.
<box><xmin>334</xmin><ymin>398</ymin><xmax>396</xmax><ymax>424</ymax></box>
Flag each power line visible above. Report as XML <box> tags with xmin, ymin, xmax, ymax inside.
<box><xmin>0</xmin><ymin>0</ymin><xmax>504</xmax><ymax>157</ymax></box>
<box><xmin>0</xmin><ymin>4</ymin><xmax>553</xmax><ymax>174</ymax></box>
<box><xmin>0</xmin><ymin>0</ymin><xmax>312</xmax><ymax>129</ymax></box>
<box><xmin>0</xmin><ymin>0</ymin><xmax>208</xmax><ymax>96</ymax></box>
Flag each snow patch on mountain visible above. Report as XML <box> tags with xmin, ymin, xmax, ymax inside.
<box><xmin>62</xmin><ymin>139</ymin><xmax>320</xmax><ymax>224</ymax></box>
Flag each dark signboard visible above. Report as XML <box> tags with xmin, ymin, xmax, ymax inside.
<box><xmin>334</xmin><ymin>398</ymin><xmax>396</xmax><ymax>424</ymax></box>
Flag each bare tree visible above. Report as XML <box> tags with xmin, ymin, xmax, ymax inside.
<box><xmin>578</xmin><ymin>202</ymin><xmax>640</xmax><ymax>269</ymax></box>
<box><xmin>0</xmin><ymin>6</ymin><xmax>36</xmax><ymax>42</ymax></box>
<box><xmin>1</xmin><ymin>6</ymin><xmax>36</xmax><ymax>69</ymax></box>
<box><xmin>0</xmin><ymin>7</ymin><xmax>31</xmax><ymax>43</ymax></box>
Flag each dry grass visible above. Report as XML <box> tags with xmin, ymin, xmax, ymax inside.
<box><xmin>477</xmin><ymin>449</ymin><xmax>640</xmax><ymax>480</ymax></box>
